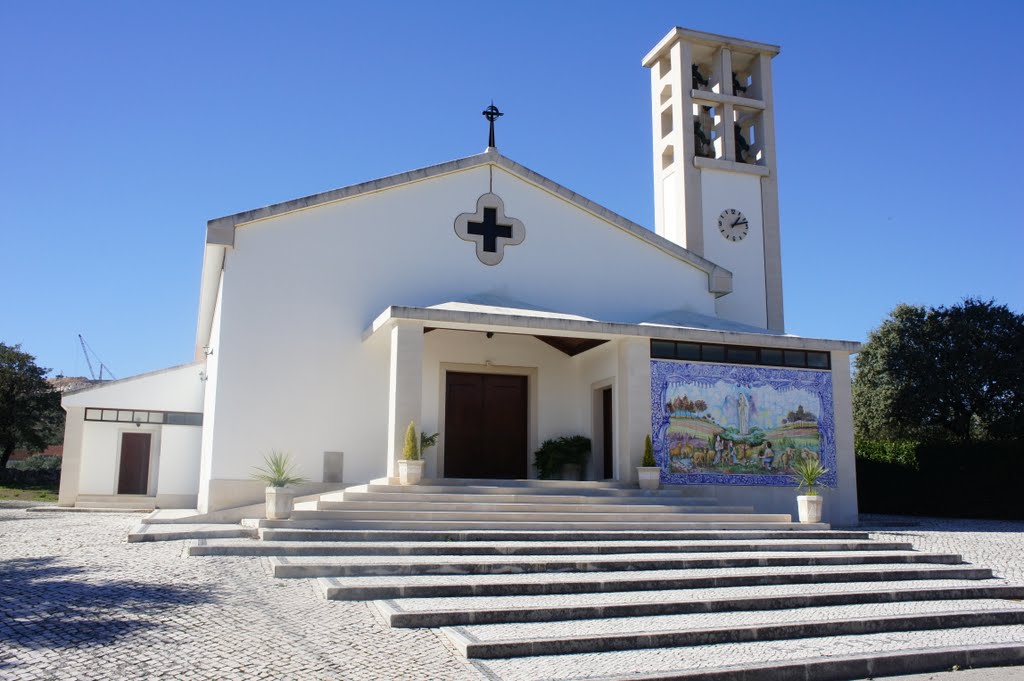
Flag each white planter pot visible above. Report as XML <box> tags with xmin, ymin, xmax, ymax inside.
<box><xmin>265</xmin><ymin>487</ymin><xmax>294</xmax><ymax>520</ymax></box>
<box><xmin>797</xmin><ymin>494</ymin><xmax>824</xmax><ymax>523</ymax></box>
<box><xmin>637</xmin><ymin>466</ymin><xmax>661</xmax><ymax>490</ymax></box>
<box><xmin>398</xmin><ymin>459</ymin><xmax>424</xmax><ymax>485</ymax></box>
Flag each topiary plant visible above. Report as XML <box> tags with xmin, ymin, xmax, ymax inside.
<box><xmin>403</xmin><ymin>421</ymin><xmax>420</xmax><ymax>461</ymax></box>
<box><xmin>642</xmin><ymin>435</ymin><xmax>656</xmax><ymax>467</ymax></box>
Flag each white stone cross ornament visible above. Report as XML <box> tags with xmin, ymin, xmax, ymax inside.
<box><xmin>454</xmin><ymin>193</ymin><xmax>525</xmax><ymax>266</ymax></box>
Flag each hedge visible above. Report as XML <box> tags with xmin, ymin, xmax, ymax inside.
<box><xmin>856</xmin><ymin>440</ymin><xmax>1023</xmax><ymax>520</ymax></box>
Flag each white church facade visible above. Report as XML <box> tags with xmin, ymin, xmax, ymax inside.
<box><xmin>57</xmin><ymin>28</ymin><xmax>861</xmax><ymax>525</ymax></box>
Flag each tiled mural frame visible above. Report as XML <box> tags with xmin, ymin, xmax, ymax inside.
<box><xmin>650</xmin><ymin>360</ymin><xmax>837</xmax><ymax>487</ymax></box>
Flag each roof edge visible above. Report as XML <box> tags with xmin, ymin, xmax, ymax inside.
<box><xmin>61</xmin><ymin>361</ymin><xmax>204</xmax><ymax>401</ymax></box>
<box><xmin>205</xmin><ymin>150</ymin><xmax>499</xmax><ymax>244</ymax></box>
<box><xmin>642</xmin><ymin>27</ymin><xmax>780</xmax><ymax>68</ymax></box>
<box><xmin>202</xmin><ymin>148</ymin><xmax>733</xmax><ymax>295</ymax></box>
<box><xmin>366</xmin><ymin>305</ymin><xmax>861</xmax><ymax>352</ymax></box>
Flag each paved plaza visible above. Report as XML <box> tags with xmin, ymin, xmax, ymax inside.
<box><xmin>1</xmin><ymin>503</ymin><xmax>1023</xmax><ymax>680</ymax></box>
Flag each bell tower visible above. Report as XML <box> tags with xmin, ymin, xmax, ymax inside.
<box><xmin>643</xmin><ymin>28</ymin><xmax>784</xmax><ymax>332</ymax></box>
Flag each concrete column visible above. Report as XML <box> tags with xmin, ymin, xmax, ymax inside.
<box><xmin>385</xmin><ymin>321</ymin><xmax>424</xmax><ymax>478</ymax></box>
<box><xmin>616</xmin><ymin>338</ymin><xmax>652</xmax><ymax>482</ymax></box>
<box><xmin>719</xmin><ymin>48</ymin><xmax>736</xmax><ymax>162</ymax></box>
<box><xmin>830</xmin><ymin>352</ymin><xmax>859</xmax><ymax>526</ymax></box>
<box><xmin>57</xmin><ymin>406</ymin><xmax>85</xmax><ymax>507</ymax></box>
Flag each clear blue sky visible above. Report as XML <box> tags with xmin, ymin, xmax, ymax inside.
<box><xmin>2</xmin><ymin>1</ymin><xmax>1022</xmax><ymax>379</ymax></box>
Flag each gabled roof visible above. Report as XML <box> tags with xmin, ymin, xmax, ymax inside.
<box><xmin>194</xmin><ymin>148</ymin><xmax>733</xmax><ymax>356</ymax></box>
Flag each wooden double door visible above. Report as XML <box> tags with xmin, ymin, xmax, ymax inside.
<box><xmin>444</xmin><ymin>372</ymin><xmax>528</xmax><ymax>479</ymax></box>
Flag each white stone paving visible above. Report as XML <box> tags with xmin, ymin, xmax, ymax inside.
<box><xmin>3</xmin><ymin>506</ymin><xmax>1023</xmax><ymax>680</ymax></box>
<box><xmin>384</xmin><ymin>578</ymin><xmax>1017</xmax><ymax>613</ymax></box>
<box><xmin>0</xmin><ymin>506</ymin><xmax>480</xmax><ymax>680</ymax></box>
<box><xmin>273</xmin><ymin>549</ymin><xmax>949</xmax><ymax>566</ymax></box>
<box><xmin>319</xmin><ymin>561</ymin><xmax>979</xmax><ymax>590</ymax></box>
<box><xmin>452</xmin><ymin>598</ymin><xmax>1024</xmax><ymax>641</ymax></box>
<box><xmin>471</xmin><ymin>625</ymin><xmax>1024</xmax><ymax>680</ymax></box>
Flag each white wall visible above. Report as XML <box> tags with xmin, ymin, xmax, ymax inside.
<box><xmin>700</xmin><ymin>169</ymin><xmax>768</xmax><ymax>328</ymax></box>
<box><xmin>64</xmin><ymin>363</ymin><xmax>204</xmax><ymax>412</ymax></box>
<box><xmin>158</xmin><ymin>426</ymin><xmax>203</xmax><ymax>497</ymax></box>
<box><xmin>61</xmin><ymin>361</ymin><xmax>205</xmax><ymax>506</ymax></box>
<box><xmin>77</xmin><ymin>423</ymin><xmax>161</xmax><ymax>495</ymax></box>
<box><xmin>197</xmin><ymin>275</ymin><xmax>223</xmax><ymax>512</ymax></box>
<box><xmin>203</xmin><ymin>165</ymin><xmax>720</xmax><ymax>505</ymax></box>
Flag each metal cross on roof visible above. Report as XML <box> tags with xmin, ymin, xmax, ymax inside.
<box><xmin>482</xmin><ymin>103</ymin><xmax>503</xmax><ymax>148</ymax></box>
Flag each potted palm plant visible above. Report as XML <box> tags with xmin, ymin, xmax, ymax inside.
<box><xmin>792</xmin><ymin>456</ymin><xmax>829</xmax><ymax>523</ymax></box>
<box><xmin>251</xmin><ymin>450</ymin><xmax>307</xmax><ymax>520</ymax></box>
<box><xmin>638</xmin><ymin>434</ymin><xmax>661</xmax><ymax>490</ymax></box>
<box><xmin>398</xmin><ymin>421</ymin><xmax>424</xmax><ymax>485</ymax></box>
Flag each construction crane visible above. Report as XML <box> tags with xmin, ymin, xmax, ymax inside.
<box><xmin>78</xmin><ymin>334</ymin><xmax>116</xmax><ymax>381</ymax></box>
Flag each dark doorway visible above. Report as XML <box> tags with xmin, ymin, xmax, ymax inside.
<box><xmin>602</xmin><ymin>387</ymin><xmax>614</xmax><ymax>479</ymax></box>
<box><xmin>117</xmin><ymin>432</ymin><xmax>151</xmax><ymax>495</ymax></box>
<box><xmin>444</xmin><ymin>372</ymin><xmax>528</xmax><ymax>479</ymax></box>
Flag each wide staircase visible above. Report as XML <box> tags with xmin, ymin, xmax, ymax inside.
<box><xmin>189</xmin><ymin>479</ymin><xmax>1024</xmax><ymax>679</ymax></box>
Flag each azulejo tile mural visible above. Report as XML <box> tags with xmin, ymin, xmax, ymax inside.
<box><xmin>650</xmin><ymin>361</ymin><xmax>837</xmax><ymax>487</ymax></box>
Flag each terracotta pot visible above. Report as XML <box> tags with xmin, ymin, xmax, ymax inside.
<box><xmin>637</xmin><ymin>466</ymin><xmax>661</xmax><ymax>490</ymax></box>
<box><xmin>398</xmin><ymin>459</ymin><xmax>424</xmax><ymax>485</ymax></box>
<box><xmin>797</xmin><ymin>494</ymin><xmax>824</xmax><ymax>523</ymax></box>
<box><xmin>265</xmin><ymin>487</ymin><xmax>294</xmax><ymax>520</ymax></box>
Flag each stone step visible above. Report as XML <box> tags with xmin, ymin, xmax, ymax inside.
<box><xmin>363</xmin><ymin>482</ymin><xmax>710</xmax><ymax>497</ymax></box>
<box><xmin>318</xmin><ymin>563</ymin><xmax>993</xmax><ymax>600</ymax></box>
<box><xmin>376</xmin><ymin>581</ymin><xmax>1024</xmax><ymax>627</ymax></box>
<box><xmin>255</xmin><ymin>528</ymin><xmax>870</xmax><ymax>543</ymax></box>
<box><xmin>335</xmin><ymin>489</ymin><xmax>723</xmax><ymax>506</ymax></box>
<box><xmin>442</xmin><ymin>599</ymin><xmax>1024</xmax><ymax>658</ymax></box>
<box><xmin>296</xmin><ymin>499</ymin><xmax>755</xmax><ymax>514</ymax></box>
<box><xmin>129</xmin><ymin>524</ymin><xmax>256</xmax><ymax>543</ymax></box>
<box><xmin>255</xmin><ymin>518</ymin><xmax>825</xmax><ymax>531</ymax></box>
<box><xmin>271</xmin><ymin>550</ymin><xmax>963</xmax><ymax>579</ymax></box>
<box><xmin>190</xmin><ymin>538</ymin><xmax>912</xmax><ymax>557</ymax></box>
<box><xmin>75</xmin><ymin>494</ymin><xmax>156</xmax><ymax>510</ymax></box>
<box><xmin>284</xmin><ymin>508</ymin><xmax>787</xmax><ymax>523</ymax></box>
<box><xmin>468</xmin><ymin>629</ymin><xmax>1024</xmax><ymax>680</ymax></box>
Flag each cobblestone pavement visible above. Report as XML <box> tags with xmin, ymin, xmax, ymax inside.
<box><xmin>1</xmin><ymin>507</ymin><xmax>1022</xmax><ymax>680</ymax></box>
<box><xmin>0</xmin><ymin>505</ymin><xmax>481</xmax><ymax>680</ymax></box>
<box><xmin>862</xmin><ymin>514</ymin><xmax>1024</xmax><ymax>583</ymax></box>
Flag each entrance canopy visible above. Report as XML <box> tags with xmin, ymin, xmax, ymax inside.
<box><xmin>364</xmin><ymin>297</ymin><xmax>859</xmax><ymax>483</ymax></box>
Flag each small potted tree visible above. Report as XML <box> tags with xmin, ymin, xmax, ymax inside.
<box><xmin>398</xmin><ymin>421</ymin><xmax>424</xmax><ymax>485</ymax></box>
<box><xmin>251</xmin><ymin>450</ymin><xmax>307</xmax><ymax>520</ymax></box>
<box><xmin>792</xmin><ymin>456</ymin><xmax>829</xmax><ymax>523</ymax></box>
<box><xmin>638</xmin><ymin>435</ymin><xmax>661</xmax><ymax>490</ymax></box>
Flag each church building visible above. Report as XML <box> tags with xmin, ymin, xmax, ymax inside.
<box><xmin>57</xmin><ymin>28</ymin><xmax>861</xmax><ymax>525</ymax></box>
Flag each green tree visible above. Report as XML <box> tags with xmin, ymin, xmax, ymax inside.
<box><xmin>853</xmin><ymin>299</ymin><xmax>1024</xmax><ymax>442</ymax></box>
<box><xmin>0</xmin><ymin>343</ymin><xmax>63</xmax><ymax>470</ymax></box>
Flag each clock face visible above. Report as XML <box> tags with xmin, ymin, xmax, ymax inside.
<box><xmin>718</xmin><ymin>208</ymin><xmax>749</xmax><ymax>242</ymax></box>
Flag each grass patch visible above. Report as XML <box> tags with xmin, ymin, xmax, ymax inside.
<box><xmin>0</xmin><ymin>485</ymin><xmax>58</xmax><ymax>502</ymax></box>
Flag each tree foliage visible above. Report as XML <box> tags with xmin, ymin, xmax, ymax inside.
<box><xmin>0</xmin><ymin>343</ymin><xmax>63</xmax><ymax>470</ymax></box>
<box><xmin>853</xmin><ymin>299</ymin><xmax>1024</xmax><ymax>442</ymax></box>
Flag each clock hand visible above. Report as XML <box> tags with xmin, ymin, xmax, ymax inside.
<box><xmin>731</xmin><ymin>218</ymin><xmax>748</xmax><ymax>227</ymax></box>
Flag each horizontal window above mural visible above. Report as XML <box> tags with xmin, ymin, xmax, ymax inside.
<box><xmin>650</xmin><ymin>340</ymin><xmax>831</xmax><ymax>370</ymax></box>
<box><xmin>83</xmin><ymin>409</ymin><xmax>203</xmax><ymax>426</ymax></box>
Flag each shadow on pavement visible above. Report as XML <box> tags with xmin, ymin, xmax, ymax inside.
<box><xmin>0</xmin><ymin>556</ymin><xmax>218</xmax><ymax>671</ymax></box>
